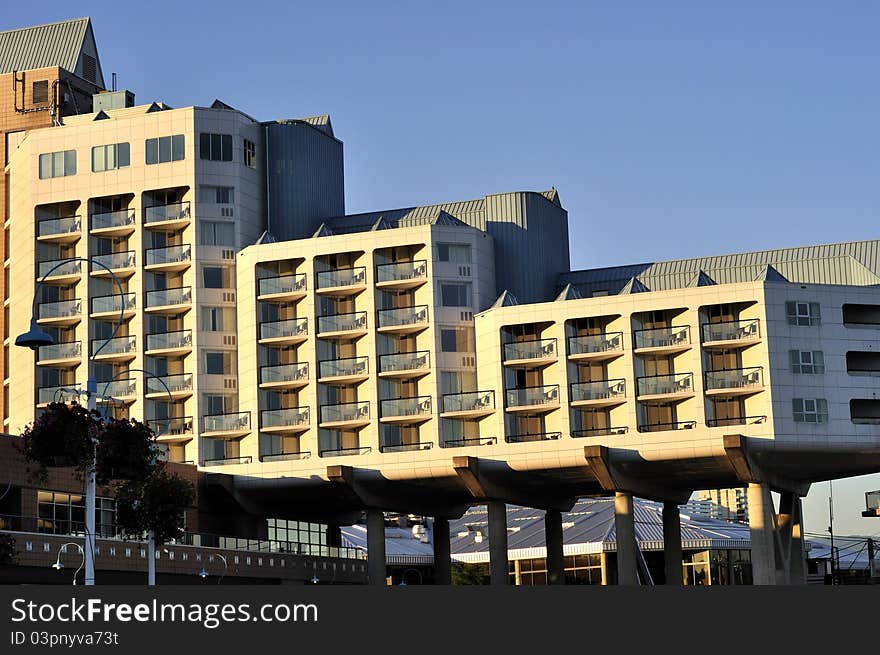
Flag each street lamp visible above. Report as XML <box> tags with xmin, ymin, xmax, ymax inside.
<box><xmin>16</xmin><ymin>256</ymin><xmax>126</xmax><ymax>586</ymax></box>
<box><xmin>51</xmin><ymin>542</ymin><xmax>85</xmax><ymax>585</ymax></box>
<box><xmin>198</xmin><ymin>554</ymin><xmax>228</xmax><ymax>584</ymax></box>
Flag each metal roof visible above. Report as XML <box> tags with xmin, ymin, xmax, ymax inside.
<box><xmin>0</xmin><ymin>17</ymin><xmax>90</xmax><ymax>74</ymax></box>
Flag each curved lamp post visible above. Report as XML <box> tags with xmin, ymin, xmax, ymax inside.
<box><xmin>51</xmin><ymin>542</ymin><xmax>85</xmax><ymax>585</ymax></box>
<box><xmin>16</xmin><ymin>256</ymin><xmax>126</xmax><ymax>586</ymax></box>
<box><xmin>198</xmin><ymin>553</ymin><xmax>228</xmax><ymax>584</ymax></box>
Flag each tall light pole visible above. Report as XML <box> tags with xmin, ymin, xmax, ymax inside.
<box><xmin>828</xmin><ymin>479</ymin><xmax>836</xmax><ymax>584</ymax></box>
<box><xmin>51</xmin><ymin>542</ymin><xmax>86</xmax><ymax>585</ymax></box>
<box><xmin>16</xmin><ymin>257</ymin><xmax>125</xmax><ymax>586</ymax></box>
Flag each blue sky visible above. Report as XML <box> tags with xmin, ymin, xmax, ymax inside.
<box><xmin>6</xmin><ymin>2</ymin><xmax>880</xmax><ymax>536</ymax></box>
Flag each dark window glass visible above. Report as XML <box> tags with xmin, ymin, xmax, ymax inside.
<box><xmin>221</xmin><ymin>134</ymin><xmax>232</xmax><ymax>161</ymax></box>
<box><xmin>172</xmin><ymin>135</ymin><xmax>185</xmax><ymax>161</ymax></box>
<box><xmin>158</xmin><ymin>136</ymin><xmax>171</xmax><ymax>163</ymax></box>
<box><xmin>199</xmin><ymin>133</ymin><xmax>211</xmax><ymax>159</ymax></box>
<box><xmin>146</xmin><ymin>138</ymin><xmax>158</xmax><ymax>164</ymax></box>
<box><xmin>203</xmin><ymin>267</ymin><xmax>223</xmax><ymax>289</ymax></box>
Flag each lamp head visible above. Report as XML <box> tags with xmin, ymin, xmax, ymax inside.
<box><xmin>51</xmin><ymin>559</ymin><xmax>63</xmax><ymax>571</ymax></box>
<box><xmin>310</xmin><ymin>574</ymin><xmax>319</xmax><ymax>584</ymax></box>
<box><xmin>15</xmin><ymin>319</ymin><xmax>55</xmax><ymax>351</ymax></box>
<box><xmin>198</xmin><ymin>567</ymin><xmax>208</xmax><ymax>579</ymax></box>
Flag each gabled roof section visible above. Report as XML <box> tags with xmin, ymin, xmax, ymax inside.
<box><xmin>92</xmin><ymin>109</ymin><xmax>109</xmax><ymax>121</ymax></box>
<box><xmin>492</xmin><ymin>290</ymin><xmax>519</xmax><ymax>308</ymax></box>
<box><xmin>312</xmin><ymin>223</ymin><xmax>333</xmax><ymax>238</ymax></box>
<box><xmin>255</xmin><ymin>230</ymin><xmax>277</xmax><ymax>245</ymax></box>
<box><xmin>298</xmin><ymin>115</ymin><xmax>334</xmax><ymax>137</ymax></box>
<box><xmin>554</xmin><ymin>283</ymin><xmax>582</xmax><ymax>301</ymax></box>
<box><xmin>371</xmin><ymin>217</ymin><xmax>392</xmax><ymax>231</ymax></box>
<box><xmin>541</xmin><ymin>188</ymin><xmax>562</xmax><ymax>206</ymax></box>
<box><xmin>211</xmin><ymin>99</ymin><xmax>235</xmax><ymax>110</ymax></box>
<box><xmin>619</xmin><ymin>277</ymin><xmax>650</xmax><ymax>294</ymax></box>
<box><xmin>690</xmin><ymin>270</ymin><xmax>717</xmax><ymax>287</ymax></box>
<box><xmin>754</xmin><ymin>264</ymin><xmax>788</xmax><ymax>283</ymax></box>
<box><xmin>0</xmin><ymin>18</ymin><xmax>103</xmax><ymax>86</ymax></box>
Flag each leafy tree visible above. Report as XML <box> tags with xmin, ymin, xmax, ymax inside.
<box><xmin>96</xmin><ymin>418</ymin><xmax>160</xmax><ymax>483</ymax></box>
<box><xmin>451</xmin><ymin>562</ymin><xmax>491</xmax><ymax>585</ymax></box>
<box><xmin>114</xmin><ymin>468</ymin><xmax>195</xmax><ymax>546</ymax></box>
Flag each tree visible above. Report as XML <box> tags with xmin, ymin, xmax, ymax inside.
<box><xmin>114</xmin><ymin>468</ymin><xmax>195</xmax><ymax>546</ymax></box>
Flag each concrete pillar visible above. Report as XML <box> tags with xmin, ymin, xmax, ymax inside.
<box><xmin>432</xmin><ymin>517</ymin><xmax>451</xmax><ymax>585</ymax></box>
<box><xmin>614</xmin><ymin>492</ymin><xmax>639</xmax><ymax>585</ymax></box>
<box><xmin>366</xmin><ymin>509</ymin><xmax>386</xmax><ymax>586</ymax></box>
<box><xmin>747</xmin><ymin>482</ymin><xmax>777</xmax><ymax>585</ymax></box>
<box><xmin>662</xmin><ymin>501</ymin><xmax>683</xmax><ymax>585</ymax></box>
<box><xmin>788</xmin><ymin>496</ymin><xmax>807</xmax><ymax>585</ymax></box>
<box><xmin>600</xmin><ymin>553</ymin><xmax>609</xmax><ymax>586</ymax></box>
<box><xmin>487</xmin><ymin>501</ymin><xmax>509</xmax><ymax>586</ymax></box>
<box><xmin>513</xmin><ymin>559</ymin><xmax>522</xmax><ymax>585</ymax></box>
<box><xmin>544</xmin><ymin>508</ymin><xmax>565</xmax><ymax>585</ymax></box>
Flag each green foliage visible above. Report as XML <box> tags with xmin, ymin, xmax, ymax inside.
<box><xmin>19</xmin><ymin>402</ymin><xmax>99</xmax><ymax>481</ymax></box>
<box><xmin>95</xmin><ymin>418</ymin><xmax>160</xmax><ymax>484</ymax></box>
<box><xmin>451</xmin><ymin>562</ymin><xmax>491</xmax><ymax>585</ymax></box>
<box><xmin>0</xmin><ymin>533</ymin><xmax>16</xmax><ymax>565</ymax></box>
<box><xmin>114</xmin><ymin>468</ymin><xmax>195</xmax><ymax>546</ymax></box>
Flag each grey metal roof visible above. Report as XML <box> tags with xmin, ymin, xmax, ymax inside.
<box><xmin>0</xmin><ymin>17</ymin><xmax>90</xmax><ymax>74</ymax></box>
<box><xmin>340</xmin><ymin>525</ymin><xmax>434</xmax><ymax>565</ymax></box>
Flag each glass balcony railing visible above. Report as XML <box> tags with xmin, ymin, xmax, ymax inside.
<box><xmin>145</xmin><ymin>244</ymin><xmax>191</xmax><ymax>267</ymax></box>
<box><xmin>202</xmin><ymin>412</ymin><xmax>250</xmax><ymax>433</ymax></box>
<box><xmin>377</xmin><ymin>305</ymin><xmax>428</xmax><ymax>329</ymax></box>
<box><xmin>376</xmin><ymin>260</ymin><xmax>428</xmax><ymax>284</ymax></box>
<box><xmin>441</xmin><ymin>436</ymin><xmax>497</xmax><ymax>448</ymax></box>
<box><xmin>379</xmin><ymin>441</ymin><xmax>433</xmax><ymax>453</ymax></box>
<box><xmin>705</xmin><ymin>367</ymin><xmax>763</xmax><ymax>391</ymax></box>
<box><xmin>320</xmin><ymin>402</ymin><xmax>370</xmax><ymax>424</ymax></box>
<box><xmin>570</xmin><ymin>379</ymin><xmax>626</xmax><ymax>402</ymax></box>
<box><xmin>318</xmin><ymin>357</ymin><xmax>367</xmax><ymax>379</ymax></box>
<box><xmin>572</xmin><ymin>426</ymin><xmax>629</xmax><ymax>438</ymax></box>
<box><xmin>260</xmin><ymin>317</ymin><xmax>308</xmax><ymax>340</ymax></box>
<box><xmin>144</xmin><ymin>201</ymin><xmax>190</xmax><ymax>224</ymax></box>
<box><xmin>568</xmin><ymin>332</ymin><xmax>624</xmax><ymax>356</ymax></box>
<box><xmin>145</xmin><ymin>287</ymin><xmax>191</xmax><ymax>308</ymax></box>
<box><xmin>38</xmin><ymin>299</ymin><xmax>82</xmax><ymax>320</ymax></box>
<box><xmin>91</xmin><ymin>208</ymin><xmax>135</xmax><ymax>231</ymax></box>
<box><xmin>633</xmin><ymin>325</ymin><xmax>690</xmax><ymax>349</ymax></box>
<box><xmin>38</xmin><ymin>341</ymin><xmax>81</xmax><ymax>361</ymax></box>
<box><xmin>91</xmin><ymin>251</ymin><xmax>135</xmax><ymax>271</ymax></box>
<box><xmin>317</xmin><ymin>312</ymin><xmax>367</xmax><ymax>334</ymax></box>
<box><xmin>637</xmin><ymin>421</ymin><xmax>697</xmax><ymax>433</ymax></box>
<box><xmin>442</xmin><ymin>391</ymin><xmax>495</xmax><ymax>413</ymax></box>
<box><xmin>706</xmin><ymin>415</ymin><xmax>766</xmax><ymax>428</ymax></box>
<box><xmin>261</xmin><ymin>407</ymin><xmax>310</xmax><ymax>429</ymax></box>
<box><xmin>316</xmin><ymin>266</ymin><xmax>366</xmax><ymax>289</ymax></box>
<box><xmin>503</xmin><ymin>338</ymin><xmax>557</xmax><ymax>362</ymax></box>
<box><xmin>38</xmin><ymin>215</ymin><xmax>81</xmax><ymax>238</ymax></box>
<box><xmin>381</xmin><ymin>396</ymin><xmax>432</xmax><ymax>418</ymax></box>
<box><xmin>701</xmin><ymin>319</ymin><xmax>761</xmax><ymax>343</ymax></box>
<box><xmin>258</xmin><ymin>273</ymin><xmax>307</xmax><ymax>296</ymax></box>
<box><xmin>319</xmin><ymin>446</ymin><xmax>371</xmax><ymax>458</ymax></box>
<box><xmin>147</xmin><ymin>373</ymin><xmax>193</xmax><ymax>395</ymax></box>
<box><xmin>91</xmin><ymin>336</ymin><xmax>136</xmax><ymax>358</ymax></box>
<box><xmin>98</xmin><ymin>379</ymin><xmax>136</xmax><ymax>398</ymax></box>
<box><xmin>506</xmin><ymin>432</ymin><xmax>561</xmax><ymax>443</ymax></box>
<box><xmin>260</xmin><ymin>451</ymin><xmax>311</xmax><ymax>463</ymax></box>
<box><xmin>38</xmin><ymin>258</ymin><xmax>81</xmax><ymax>279</ymax></box>
<box><xmin>91</xmin><ymin>293</ymin><xmax>136</xmax><ymax>314</ymax></box>
<box><xmin>506</xmin><ymin>385</ymin><xmax>560</xmax><ymax>408</ymax></box>
<box><xmin>636</xmin><ymin>373</ymin><xmax>694</xmax><ymax>396</ymax></box>
<box><xmin>147</xmin><ymin>417</ymin><xmax>194</xmax><ymax>436</ymax></box>
<box><xmin>37</xmin><ymin>384</ymin><xmax>81</xmax><ymax>404</ymax></box>
<box><xmin>260</xmin><ymin>362</ymin><xmax>309</xmax><ymax>384</ymax></box>
<box><xmin>203</xmin><ymin>456</ymin><xmax>253</xmax><ymax>467</ymax></box>
<box><xmin>379</xmin><ymin>351</ymin><xmax>430</xmax><ymax>373</ymax></box>
<box><xmin>146</xmin><ymin>330</ymin><xmax>192</xmax><ymax>351</ymax></box>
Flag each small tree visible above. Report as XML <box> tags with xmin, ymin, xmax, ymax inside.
<box><xmin>114</xmin><ymin>468</ymin><xmax>195</xmax><ymax>546</ymax></box>
<box><xmin>19</xmin><ymin>402</ymin><xmax>100</xmax><ymax>481</ymax></box>
<box><xmin>96</xmin><ymin>418</ymin><xmax>160</xmax><ymax>484</ymax></box>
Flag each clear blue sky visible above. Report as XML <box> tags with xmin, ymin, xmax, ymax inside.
<box><xmin>6</xmin><ymin>2</ymin><xmax>880</xmax><ymax>536</ymax></box>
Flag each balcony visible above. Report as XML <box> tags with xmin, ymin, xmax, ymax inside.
<box><xmin>319</xmin><ymin>446</ymin><xmax>372</xmax><ymax>458</ymax></box>
<box><xmin>506</xmin><ymin>432</ymin><xmax>561</xmax><ymax>444</ymax></box>
<box><xmin>441</xmin><ymin>436</ymin><xmax>498</xmax><ymax>448</ymax></box>
<box><xmin>260</xmin><ymin>451</ymin><xmax>312</xmax><ymax>463</ymax></box>
<box><xmin>144</xmin><ymin>244</ymin><xmax>192</xmax><ymax>272</ymax></box>
<box><xmin>316</xmin><ymin>311</ymin><xmax>367</xmax><ymax>339</ymax></box>
<box><xmin>145</xmin><ymin>373</ymin><xmax>193</xmax><ymax>399</ymax></box>
<box><xmin>90</xmin><ymin>293</ymin><xmax>136</xmax><ymax>319</ymax></box>
<box><xmin>567</xmin><ymin>332</ymin><xmax>624</xmax><ymax>362</ymax></box>
<box><xmin>145</xmin><ymin>330</ymin><xmax>192</xmax><ymax>356</ymax></box>
<box><xmin>259</xmin><ymin>317</ymin><xmax>308</xmax><ymax>345</ymax></box>
<box><xmin>505</xmin><ymin>385</ymin><xmax>560</xmax><ymax>413</ymax></box>
<box><xmin>636</xmin><ymin>373</ymin><xmax>694</xmax><ymax>401</ymax></box>
<box><xmin>146</xmin><ymin>417</ymin><xmax>194</xmax><ymax>442</ymax></box>
<box><xmin>143</xmin><ymin>201</ymin><xmax>191</xmax><ymax>229</ymax></box>
<box><xmin>704</xmin><ymin>367</ymin><xmax>763</xmax><ymax>397</ymax></box>
<box><xmin>96</xmin><ymin>379</ymin><xmax>137</xmax><ymax>404</ymax></box>
<box><xmin>378</xmin><ymin>351</ymin><xmax>430</xmax><ymax>379</ymax></box>
<box><xmin>37</xmin><ymin>258</ymin><xmax>81</xmax><ymax>283</ymax></box>
<box><xmin>701</xmin><ymin>319</ymin><xmax>761</xmax><ymax>349</ymax></box>
<box><xmin>637</xmin><ymin>421</ymin><xmax>697</xmax><ymax>433</ymax></box>
<box><xmin>261</xmin><ymin>407</ymin><xmax>310</xmax><ymax>434</ymax></box>
<box><xmin>144</xmin><ymin>287</ymin><xmax>192</xmax><ymax>314</ymax></box>
<box><xmin>440</xmin><ymin>391</ymin><xmax>495</xmax><ymax>419</ymax></box>
<box><xmin>315</xmin><ymin>266</ymin><xmax>367</xmax><ymax>296</ymax></box>
<box><xmin>91</xmin><ymin>335</ymin><xmax>137</xmax><ymax>362</ymax></box>
<box><xmin>37</xmin><ymin>341</ymin><xmax>81</xmax><ymax>367</ymax></box>
<box><xmin>37</xmin><ymin>299</ymin><xmax>82</xmax><ymax>326</ymax></box>
<box><xmin>37</xmin><ymin>384</ymin><xmax>81</xmax><ymax>407</ymax></box>
<box><xmin>259</xmin><ymin>362</ymin><xmax>310</xmax><ymax>390</ymax></box>
<box><xmin>375</xmin><ymin>260</ymin><xmax>428</xmax><ymax>290</ymax></box>
<box><xmin>572</xmin><ymin>426</ymin><xmax>629</xmax><ymax>438</ymax></box>
<box><xmin>203</xmin><ymin>455</ymin><xmax>253</xmax><ymax>467</ymax></box>
<box><xmin>257</xmin><ymin>273</ymin><xmax>307</xmax><ymax>302</ymax></box>
<box><xmin>569</xmin><ymin>379</ymin><xmax>627</xmax><ymax>408</ymax></box>
<box><xmin>37</xmin><ymin>215</ymin><xmax>81</xmax><ymax>243</ymax></box>
<box><xmin>376</xmin><ymin>305</ymin><xmax>429</xmax><ymax>334</ymax></box>
<box><xmin>201</xmin><ymin>412</ymin><xmax>251</xmax><ymax>438</ymax></box>
<box><xmin>318</xmin><ymin>357</ymin><xmax>368</xmax><ymax>384</ymax></box>
<box><xmin>319</xmin><ymin>402</ymin><xmax>370</xmax><ymax>429</ymax></box>
<box><xmin>503</xmin><ymin>338</ymin><xmax>558</xmax><ymax>368</ymax></box>
<box><xmin>380</xmin><ymin>396</ymin><xmax>432</xmax><ymax>424</ymax></box>
<box><xmin>633</xmin><ymin>325</ymin><xmax>691</xmax><ymax>355</ymax></box>
<box><xmin>706</xmin><ymin>415</ymin><xmax>766</xmax><ymax>428</ymax></box>
<box><xmin>90</xmin><ymin>251</ymin><xmax>136</xmax><ymax>278</ymax></box>
<box><xmin>90</xmin><ymin>208</ymin><xmax>136</xmax><ymax>237</ymax></box>
<box><xmin>379</xmin><ymin>441</ymin><xmax>433</xmax><ymax>453</ymax></box>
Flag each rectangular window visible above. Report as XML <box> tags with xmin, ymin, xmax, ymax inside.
<box><xmin>792</xmin><ymin>398</ymin><xmax>828</xmax><ymax>423</ymax></box>
<box><xmin>440</xmin><ymin>282</ymin><xmax>472</xmax><ymax>307</ymax></box>
<box><xmin>146</xmin><ymin>135</ymin><xmax>185</xmax><ymax>165</ymax></box>
<box><xmin>91</xmin><ymin>142</ymin><xmax>130</xmax><ymax>172</ymax></box>
<box><xmin>205</xmin><ymin>351</ymin><xmax>233</xmax><ymax>375</ymax></box>
<box><xmin>786</xmin><ymin>301</ymin><xmax>821</xmax><ymax>326</ymax></box>
<box><xmin>201</xmin><ymin>307</ymin><xmax>235</xmax><ymax>332</ymax></box>
<box><xmin>38</xmin><ymin>149</ymin><xmax>77</xmax><ymax>179</ymax></box>
<box><xmin>202</xmin><ymin>394</ymin><xmax>228</xmax><ymax>415</ymax></box>
<box><xmin>199</xmin><ymin>221</ymin><xmax>235</xmax><ymax>246</ymax></box>
<box><xmin>199</xmin><ymin>133</ymin><xmax>233</xmax><ymax>161</ymax></box>
<box><xmin>244</xmin><ymin>139</ymin><xmax>256</xmax><ymax>169</ymax></box>
<box><xmin>440</xmin><ymin>327</ymin><xmax>475</xmax><ymax>352</ymax></box>
<box><xmin>789</xmin><ymin>350</ymin><xmax>825</xmax><ymax>374</ymax></box>
<box><xmin>202</xmin><ymin>266</ymin><xmax>232</xmax><ymax>289</ymax></box>
<box><xmin>32</xmin><ymin>80</ymin><xmax>49</xmax><ymax>104</ymax></box>
<box><xmin>438</xmin><ymin>243</ymin><xmax>471</xmax><ymax>263</ymax></box>
<box><xmin>197</xmin><ymin>185</ymin><xmax>234</xmax><ymax>204</ymax></box>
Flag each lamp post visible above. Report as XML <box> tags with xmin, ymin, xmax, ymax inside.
<box><xmin>51</xmin><ymin>542</ymin><xmax>85</xmax><ymax>585</ymax></box>
<box><xmin>198</xmin><ymin>554</ymin><xmax>228</xmax><ymax>584</ymax></box>
<box><xmin>16</xmin><ymin>257</ymin><xmax>126</xmax><ymax>586</ymax></box>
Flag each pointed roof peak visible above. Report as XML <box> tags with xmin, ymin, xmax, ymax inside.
<box><xmin>619</xmin><ymin>277</ymin><xmax>650</xmax><ymax>294</ymax></box>
<box><xmin>93</xmin><ymin>109</ymin><xmax>109</xmax><ymax>121</ymax></box>
<box><xmin>255</xmin><ymin>230</ymin><xmax>277</xmax><ymax>245</ymax></box>
<box><xmin>554</xmin><ymin>283</ymin><xmax>582</xmax><ymax>301</ymax></box>
<box><xmin>492</xmin><ymin>290</ymin><xmax>519</xmax><ymax>308</ymax></box>
<box><xmin>312</xmin><ymin>223</ymin><xmax>333</xmax><ymax>238</ymax></box>
<box><xmin>755</xmin><ymin>264</ymin><xmax>789</xmax><ymax>282</ymax></box>
<box><xmin>690</xmin><ymin>270</ymin><xmax>717</xmax><ymax>287</ymax></box>
<box><xmin>371</xmin><ymin>216</ymin><xmax>392</xmax><ymax>231</ymax></box>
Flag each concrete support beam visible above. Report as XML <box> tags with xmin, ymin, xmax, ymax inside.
<box><xmin>432</xmin><ymin>517</ymin><xmax>451</xmax><ymax>585</ymax></box>
<box><xmin>487</xmin><ymin>501</ymin><xmax>509</xmax><ymax>586</ymax></box>
<box><xmin>748</xmin><ymin>482</ymin><xmax>777</xmax><ymax>585</ymax></box>
<box><xmin>584</xmin><ymin>445</ymin><xmax>690</xmax><ymax>504</ymax></box>
<box><xmin>614</xmin><ymin>492</ymin><xmax>639</xmax><ymax>585</ymax></box>
<box><xmin>778</xmin><ymin>492</ymin><xmax>807</xmax><ymax>585</ymax></box>
<box><xmin>662</xmin><ymin>501</ymin><xmax>683</xmax><ymax>585</ymax></box>
<box><xmin>366</xmin><ymin>509</ymin><xmax>387</xmax><ymax>586</ymax></box>
<box><xmin>544</xmin><ymin>508</ymin><xmax>565</xmax><ymax>585</ymax></box>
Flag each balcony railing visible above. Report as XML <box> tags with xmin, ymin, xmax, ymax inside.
<box><xmin>320</xmin><ymin>402</ymin><xmax>370</xmax><ymax>424</ymax></box>
<box><xmin>442</xmin><ymin>390</ymin><xmax>495</xmax><ymax>413</ymax></box>
<box><xmin>146</xmin><ymin>330</ymin><xmax>192</xmax><ymax>351</ymax></box>
<box><xmin>258</xmin><ymin>273</ymin><xmax>307</xmax><ymax>296</ymax></box>
<box><xmin>203</xmin><ymin>456</ymin><xmax>253</xmax><ymax>467</ymax></box>
<box><xmin>316</xmin><ymin>266</ymin><xmax>366</xmax><ymax>289</ymax></box>
<box><xmin>91</xmin><ymin>208</ymin><xmax>135</xmax><ymax>231</ymax></box>
<box><xmin>570</xmin><ymin>379</ymin><xmax>626</xmax><ymax>402</ymax></box>
<box><xmin>572</xmin><ymin>426</ymin><xmax>629</xmax><ymax>438</ymax></box>
<box><xmin>91</xmin><ymin>336</ymin><xmax>136</xmax><ymax>358</ymax></box>
<box><xmin>568</xmin><ymin>332</ymin><xmax>624</xmax><ymax>356</ymax></box>
<box><xmin>37</xmin><ymin>384</ymin><xmax>81</xmax><ymax>404</ymax></box>
<box><xmin>99</xmin><ymin>379</ymin><xmax>136</xmax><ymax>399</ymax></box>
<box><xmin>317</xmin><ymin>311</ymin><xmax>367</xmax><ymax>334</ymax></box>
<box><xmin>91</xmin><ymin>251</ymin><xmax>135</xmax><ymax>271</ymax></box>
<box><xmin>636</xmin><ymin>373</ymin><xmax>694</xmax><ymax>396</ymax></box>
<box><xmin>147</xmin><ymin>417</ymin><xmax>194</xmax><ymax>436</ymax></box>
<box><xmin>633</xmin><ymin>325</ymin><xmax>691</xmax><ymax>349</ymax></box>
<box><xmin>260</xmin><ymin>317</ymin><xmax>308</xmax><ymax>340</ymax></box>
<box><xmin>701</xmin><ymin>319</ymin><xmax>761</xmax><ymax>344</ymax></box>
<box><xmin>38</xmin><ymin>299</ymin><xmax>82</xmax><ymax>320</ymax></box>
<box><xmin>379</xmin><ymin>351</ymin><xmax>430</xmax><ymax>373</ymax></box>
<box><xmin>506</xmin><ymin>385</ymin><xmax>560</xmax><ymax>408</ymax></box>
<box><xmin>147</xmin><ymin>373</ymin><xmax>193</xmax><ymax>395</ymax></box>
<box><xmin>38</xmin><ymin>341</ymin><xmax>81</xmax><ymax>362</ymax></box>
<box><xmin>506</xmin><ymin>432</ymin><xmax>562</xmax><ymax>443</ymax></box>
<box><xmin>144</xmin><ymin>201</ymin><xmax>190</xmax><ymax>224</ymax></box>
<box><xmin>38</xmin><ymin>258</ymin><xmax>81</xmax><ymax>279</ymax></box>
<box><xmin>706</xmin><ymin>415</ymin><xmax>766</xmax><ymax>428</ymax></box>
<box><xmin>202</xmin><ymin>412</ymin><xmax>251</xmax><ymax>433</ymax></box>
<box><xmin>381</xmin><ymin>396</ymin><xmax>432</xmax><ymax>418</ymax></box>
<box><xmin>377</xmin><ymin>305</ymin><xmax>429</xmax><ymax>329</ymax></box>
<box><xmin>260</xmin><ymin>451</ymin><xmax>312</xmax><ymax>462</ymax></box>
<box><xmin>705</xmin><ymin>367</ymin><xmax>763</xmax><ymax>391</ymax></box>
<box><xmin>91</xmin><ymin>293</ymin><xmax>136</xmax><ymax>315</ymax></box>
<box><xmin>38</xmin><ymin>215</ymin><xmax>81</xmax><ymax>238</ymax></box>
<box><xmin>260</xmin><ymin>362</ymin><xmax>310</xmax><ymax>384</ymax></box>
<box><xmin>376</xmin><ymin>260</ymin><xmax>428</xmax><ymax>284</ymax></box>
<box><xmin>638</xmin><ymin>421</ymin><xmax>697</xmax><ymax>433</ymax></box>
<box><xmin>261</xmin><ymin>407</ymin><xmax>310</xmax><ymax>429</ymax></box>
<box><xmin>319</xmin><ymin>357</ymin><xmax>367</xmax><ymax>379</ymax></box>
<box><xmin>145</xmin><ymin>244</ymin><xmax>191</xmax><ymax>266</ymax></box>
<box><xmin>379</xmin><ymin>442</ymin><xmax>433</xmax><ymax>453</ymax></box>
<box><xmin>145</xmin><ymin>286</ymin><xmax>191</xmax><ymax>308</ymax></box>
<box><xmin>319</xmin><ymin>446</ymin><xmax>372</xmax><ymax>458</ymax></box>
<box><xmin>441</xmin><ymin>437</ymin><xmax>497</xmax><ymax>448</ymax></box>
<box><xmin>503</xmin><ymin>338</ymin><xmax>557</xmax><ymax>362</ymax></box>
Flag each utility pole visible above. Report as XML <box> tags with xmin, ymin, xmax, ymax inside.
<box><xmin>868</xmin><ymin>538</ymin><xmax>875</xmax><ymax>584</ymax></box>
<box><xmin>828</xmin><ymin>479</ymin><xmax>835</xmax><ymax>585</ymax></box>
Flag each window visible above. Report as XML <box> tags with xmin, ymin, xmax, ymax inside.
<box><xmin>32</xmin><ymin>80</ymin><xmax>49</xmax><ymax>104</ymax></box>
<box><xmin>786</xmin><ymin>301</ymin><xmax>821</xmax><ymax>326</ymax></box>
<box><xmin>38</xmin><ymin>490</ymin><xmax>116</xmax><ymax>538</ymax></box>
<box><xmin>792</xmin><ymin>398</ymin><xmax>828</xmax><ymax>423</ymax></box>
<box><xmin>441</xmin><ymin>282</ymin><xmax>472</xmax><ymax>307</ymax></box>
<box><xmin>202</xmin><ymin>266</ymin><xmax>232</xmax><ymax>289</ymax></box>
<box><xmin>199</xmin><ymin>133</ymin><xmax>233</xmax><ymax>161</ymax></box>
<box><xmin>790</xmin><ymin>350</ymin><xmax>825</xmax><ymax>374</ymax></box>
<box><xmin>197</xmin><ymin>185</ymin><xmax>234</xmax><ymax>204</ymax></box>
<box><xmin>91</xmin><ymin>142</ymin><xmax>130</xmax><ymax>172</ymax></box>
<box><xmin>244</xmin><ymin>139</ymin><xmax>256</xmax><ymax>169</ymax></box>
<box><xmin>203</xmin><ymin>394</ymin><xmax>228</xmax><ymax>415</ymax></box>
<box><xmin>205</xmin><ymin>351</ymin><xmax>233</xmax><ymax>375</ymax></box>
<box><xmin>145</xmin><ymin>135</ymin><xmax>185</xmax><ymax>164</ymax></box>
<box><xmin>199</xmin><ymin>221</ymin><xmax>235</xmax><ymax>246</ymax></box>
<box><xmin>440</xmin><ymin>327</ymin><xmax>474</xmax><ymax>352</ymax></box>
<box><xmin>201</xmin><ymin>307</ymin><xmax>234</xmax><ymax>331</ymax></box>
<box><xmin>438</xmin><ymin>243</ymin><xmax>471</xmax><ymax>263</ymax></box>
<box><xmin>38</xmin><ymin>150</ymin><xmax>77</xmax><ymax>179</ymax></box>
